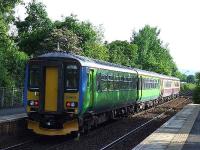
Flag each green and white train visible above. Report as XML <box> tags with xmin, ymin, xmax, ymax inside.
<box><xmin>24</xmin><ymin>52</ymin><xmax>180</xmax><ymax>136</ymax></box>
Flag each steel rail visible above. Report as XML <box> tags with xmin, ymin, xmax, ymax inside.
<box><xmin>0</xmin><ymin>140</ymin><xmax>32</xmax><ymax>150</ymax></box>
<box><xmin>99</xmin><ymin>98</ymin><xmax>189</xmax><ymax>150</ymax></box>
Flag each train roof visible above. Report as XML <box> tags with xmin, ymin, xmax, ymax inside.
<box><xmin>37</xmin><ymin>51</ymin><xmax>137</xmax><ymax>74</ymax></box>
<box><xmin>35</xmin><ymin>51</ymin><xmax>179</xmax><ymax>80</ymax></box>
<box><xmin>135</xmin><ymin>69</ymin><xmax>180</xmax><ymax>81</ymax></box>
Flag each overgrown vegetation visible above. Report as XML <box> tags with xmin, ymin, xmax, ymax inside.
<box><xmin>181</xmin><ymin>83</ymin><xmax>196</xmax><ymax>92</ymax></box>
<box><xmin>0</xmin><ymin>0</ymin><xmax>193</xmax><ymax>88</ymax></box>
<box><xmin>0</xmin><ymin>0</ymin><xmax>28</xmax><ymax>88</ymax></box>
<box><xmin>193</xmin><ymin>72</ymin><xmax>200</xmax><ymax>104</ymax></box>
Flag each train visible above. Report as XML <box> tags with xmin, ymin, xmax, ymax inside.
<box><xmin>24</xmin><ymin>52</ymin><xmax>180</xmax><ymax>136</ymax></box>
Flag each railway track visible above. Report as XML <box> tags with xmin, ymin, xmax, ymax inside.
<box><xmin>0</xmin><ymin>140</ymin><xmax>32</xmax><ymax>150</ymax></box>
<box><xmin>1</xmin><ymin>96</ymin><xmax>191</xmax><ymax>150</ymax></box>
<box><xmin>100</xmin><ymin>97</ymin><xmax>190</xmax><ymax>150</ymax></box>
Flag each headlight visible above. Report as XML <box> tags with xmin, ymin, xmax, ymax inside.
<box><xmin>71</xmin><ymin>102</ymin><xmax>75</xmax><ymax>107</ymax></box>
<box><xmin>29</xmin><ymin>100</ymin><xmax>39</xmax><ymax>107</ymax></box>
<box><xmin>66</xmin><ymin>101</ymin><xmax>77</xmax><ymax>108</ymax></box>
<box><xmin>29</xmin><ymin>100</ymin><xmax>34</xmax><ymax>106</ymax></box>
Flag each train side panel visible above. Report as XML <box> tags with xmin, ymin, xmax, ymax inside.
<box><xmin>161</xmin><ymin>79</ymin><xmax>173</xmax><ymax>98</ymax></box>
<box><xmin>137</xmin><ymin>75</ymin><xmax>160</xmax><ymax>102</ymax></box>
<box><xmin>172</xmin><ymin>80</ymin><xmax>180</xmax><ymax>96</ymax></box>
<box><xmin>82</xmin><ymin>68</ymin><xmax>138</xmax><ymax>114</ymax></box>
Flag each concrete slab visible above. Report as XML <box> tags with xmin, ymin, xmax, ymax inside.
<box><xmin>0</xmin><ymin>113</ymin><xmax>27</xmax><ymax>123</ymax></box>
<box><xmin>182</xmin><ymin>110</ymin><xmax>200</xmax><ymax>150</ymax></box>
<box><xmin>132</xmin><ymin>104</ymin><xmax>200</xmax><ymax>150</ymax></box>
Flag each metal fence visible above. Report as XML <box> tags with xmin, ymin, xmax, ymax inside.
<box><xmin>0</xmin><ymin>87</ymin><xmax>24</xmax><ymax>108</ymax></box>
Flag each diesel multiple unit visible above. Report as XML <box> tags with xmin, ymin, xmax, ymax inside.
<box><xmin>24</xmin><ymin>52</ymin><xmax>180</xmax><ymax>135</ymax></box>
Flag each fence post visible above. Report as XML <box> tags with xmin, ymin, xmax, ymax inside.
<box><xmin>1</xmin><ymin>88</ymin><xmax>5</xmax><ymax>108</ymax></box>
<box><xmin>21</xmin><ymin>88</ymin><xmax>24</xmax><ymax>106</ymax></box>
<box><xmin>11</xmin><ymin>87</ymin><xmax>14</xmax><ymax>107</ymax></box>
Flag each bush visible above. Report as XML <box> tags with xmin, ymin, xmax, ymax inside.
<box><xmin>181</xmin><ymin>83</ymin><xmax>195</xmax><ymax>92</ymax></box>
<box><xmin>192</xmin><ymin>86</ymin><xmax>200</xmax><ymax>104</ymax></box>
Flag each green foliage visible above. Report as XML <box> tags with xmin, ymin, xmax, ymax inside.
<box><xmin>181</xmin><ymin>83</ymin><xmax>196</xmax><ymax>92</ymax></box>
<box><xmin>131</xmin><ymin>25</ymin><xmax>178</xmax><ymax>75</ymax></box>
<box><xmin>0</xmin><ymin>0</ymin><xmax>28</xmax><ymax>88</ymax></box>
<box><xmin>40</xmin><ymin>28</ymin><xmax>81</xmax><ymax>54</ymax></box>
<box><xmin>0</xmin><ymin>0</ymin><xmax>193</xmax><ymax>92</ymax></box>
<box><xmin>3</xmin><ymin>0</ymin><xmax>184</xmax><ymax>89</ymax></box>
<box><xmin>54</xmin><ymin>14</ymin><xmax>101</xmax><ymax>48</ymax></box>
<box><xmin>15</xmin><ymin>0</ymin><xmax>53</xmax><ymax>55</ymax></box>
<box><xmin>176</xmin><ymin>72</ymin><xmax>187</xmax><ymax>82</ymax></box>
<box><xmin>15</xmin><ymin>2</ymin><xmax>102</xmax><ymax>56</ymax></box>
<box><xmin>0</xmin><ymin>0</ymin><xmax>21</xmax><ymax>24</ymax></box>
<box><xmin>83</xmin><ymin>42</ymin><xmax>109</xmax><ymax>61</ymax></box>
<box><xmin>106</xmin><ymin>40</ymin><xmax>138</xmax><ymax>67</ymax></box>
<box><xmin>192</xmin><ymin>72</ymin><xmax>200</xmax><ymax>103</ymax></box>
<box><xmin>195</xmin><ymin>72</ymin><xmax>200</xmax><ymax>86</ymax></box>
<box><xmin>193</xmin><ymin>86</ymin><xmax>200</xmax><ymax>104</ymax></box>
<box><xmin>187</xmin><ymin>75</ymin><xmax>195</xmax><ymax>83</ymax></box>
<box><xmin>0</xmin><ymin>52</ymin><xmax>12</xmax><ymax>87</ymax></box>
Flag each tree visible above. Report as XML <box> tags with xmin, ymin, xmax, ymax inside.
<box><xmin>0</xmin><ymin>0</ymin><xmax>21</xmax><ymax>24</ymax></box>
<box><xmin>187</xmin><ymin>75</ymin><xmax>195</xmax><ymax>83</ymax></box>
<box><xmin>131</xmin><ymin>26</ymin><xmax>159</xmax><ymax>69</ymax></box>
<box><xmin>131</xmin><ymin>25</ymin><xmax>178</xmax><ymax>75</ymax></box>
<box><xmin>54</xmin><ymin>14</ymin><xmax>103</xmax><ymax>49</ymax></box>
<box><xmin>40</xmin><ymin>28</ymin><xmax>81</xmax><ymax>54</ymax></box>
<box><xmin>0</xmin><ymin>0</ymin><xmax>28</xmax><ymax>87</ymax></box>
<box><xmin>84</xmin><ymin>42</ymin><xmax>109</xmax><ymax>61</ymax></box>
<box><xmin>195</xmin><ymin>72</ymin><xmax>200</xmax><ymax>86</ymax></box>
<box><xmin>15</xmin><ymin>0</ymin><xmax>53</xmax><ymax>55</ymax></box>
<box><xmin>15</xmin><ymin>4</ymin><xmax>104</xmax><ymax>56</ymax></box>
<box><xmin>173</xmin><ymin>71</ymin><xmax>187</xmax><ymax>82</ymax></box>
<box><xmin>193</xmin><ymin>72</ymin><xmax>200</xmax><ymax>104</ymax></box>
<box><xmin>106</xmin><ymin>40</ymin><xmax>138</xmax><ymax>67</ymax></box>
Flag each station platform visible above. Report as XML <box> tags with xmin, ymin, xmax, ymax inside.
<box><xmin>133</xmin><ymin>104</ymin><xmax>200</xmax><ymax>150</ymax></box>
<box><xmin>0</xmin><ymin>107</ymin><xmax>25</xmax><ymax>116</ymax></box>
<box><xmin>0</xmin><ymin>107</ymin><xmax>26</xmax><ymax>123</ymax></box>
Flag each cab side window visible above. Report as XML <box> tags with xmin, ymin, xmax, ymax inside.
<box><xmin>29</xmin><ymin>65</ymin><xmax>40</xmax><ymax>90</ymax></box>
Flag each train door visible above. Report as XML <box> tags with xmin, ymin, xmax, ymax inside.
<box><xmin>160</xmin><ymin>79</ymin><xmax>164</xmax><ymax>97</ymax></box>
<box><xmin>39</xmin><ymin>62</ymin><xmax>63</xmax><ymax>113</ymax></box>
<box><xmin>88</xmin><ymin>69</ymin><xmax>94</xmax><ymax>109</ymax></box>
<box><xmin>44</xmin><ymin>67</ymin><xmax>58</xmax><ymax>112</ymax></box>
<box><xmin>137</xmin><ymin>76</ymin><xmax>143</xmax><ymax>101</ymax></box>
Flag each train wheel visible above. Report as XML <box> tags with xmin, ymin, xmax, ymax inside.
<box><xmin>72</xmin><ymin>131</ymin><xmax>80</xmax><ymax>140</ymax></box>
<box><xmin>80</xmin><ymin>121</ymin><xmax>90</xmax><ymax>135</ymax></box>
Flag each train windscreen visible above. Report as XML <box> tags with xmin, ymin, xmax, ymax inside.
<box><xmin>64</xmin><ymin>64</ymin><xmax>79</xmax><ymax>92</ymax></box>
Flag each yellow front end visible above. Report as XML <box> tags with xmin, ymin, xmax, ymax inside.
<box><xmin>27</xmin><ymin>66</ymin><xmax>79</xmax><ymax>136</ymax></box>
<box><xmin>28</xmin><ymin>119</ymin><xmax>78</xmax><ymax>136</ymax></box>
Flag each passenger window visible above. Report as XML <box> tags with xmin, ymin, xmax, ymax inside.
<box><xmin>97</xmin><ymin>74</ymin><xmax>101</xmax><ymax>91</ymax></box>
<box><xmin>65</xmin><ymin>64</ymin><xmax>79</xmax><ymax>91</ymax></box>
<box><xmin>113</xmin><ymin>76</ymin><xmax>118</xmax><ymax>90</ymax></box>
<box><xmin>108</xmin><ymin>75</ymin><xmax>114</xmax><ymax>90</ymax></box>
<box><xmin>101</xmin><ymin>75</ymin><xmax>108</xmax><ymax>91</ymax></box>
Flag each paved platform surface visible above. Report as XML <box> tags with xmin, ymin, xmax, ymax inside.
<box><xmin>0</xmin><ymin>107</ymin><xmax>27</xmax><ymax>123</ymax></box>
<box><xmin>133</xmin><ymin>104</ymin><xmax>200</xmax><ymax>150</ymax></box>
<box><xmin>0</xmin><ymin>107</ymin><xmax>25</xmax><ymax>116</ymax></box>
<box><xmin>182</xmin><ymin>110</ymin><xmax>200</xmax><ymax>150</ymax></box>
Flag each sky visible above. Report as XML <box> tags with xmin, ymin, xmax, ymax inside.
<box><xmin>15</xmin><ymin>0</ymin><xmax>200</xmax><ymax>75</ymax></box>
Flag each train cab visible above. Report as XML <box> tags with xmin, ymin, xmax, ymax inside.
<box><xmin>25</xmin><ymin>54</ymin><xmax>81</xmax><ymax>135</ymax></box>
